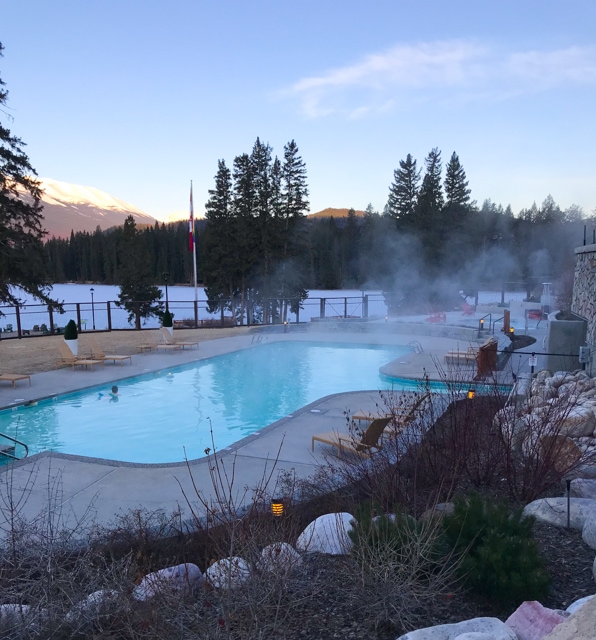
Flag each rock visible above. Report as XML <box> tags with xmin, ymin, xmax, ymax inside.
<box><xmin>559</xmin><ymin>408</ymin><xmax>596</xmax><ymax>438</ymax></box>
<box><xmin>206</xmin><ymin>557</ymin><xmax>250</xmax><ymax>590</ymax></box>
<box><xmin>523</xmin><ymin>498</ymin><xmax>596</xmax><ymax>530</ymax></box>
<box><xmin>541</xmin><ymin>594</ymin><xmax>596</xmax><ymax>638</ymax></box>
<box><xmin>296</xmin><ymin>512</ymin><xmax>355</xmax><ymax>555</ymax></box>
<box><xmin>65</xmin><ymin>589</ymin><xmax>121</xmax><ymax>623</ymax></box>
<box><xmin>395</xmin><ymin>617</ymin><xmax>517</xmax><ymax>639</ymax></box>
<box><xmin>419</xmin><ymin>502</ymin><xmax>454</xmax><ymax>522</ymax></box>
<box><xmin>582</xmin><ymin>512</ymin><xmax>596</xmax><ymax>549</ymax></box>
<box><xmin>505</xmin><ymin>601</ymin><xmax>566</xmax><ymax>639</ymax></box>
<box><xmin>259</xmin><ymin>542</ymin><xmax>302</xmax><ymax>574</ymax></box>
<box><xmin>0</xmin><ymin>604</ymin><xmax>33</xmax><ymax>627</ymax></box>
<box><xmin>536</xmin><ymin>370</ymin><xmax>552</xmax><ymax>382</ymax></box>
<box><xmin>133</xmin><ymin>563</ymin><xmax>203</xmax><ymax>600</ymax></box>
<box><xmin>566</xmin><ymin>594</ymin><xmax>594</xmax><ymax>614</ymax></box>
<box><xmin>569</xmin><ymin>478</ymin><xmax>596</xmax><ymax>498</ymax></box>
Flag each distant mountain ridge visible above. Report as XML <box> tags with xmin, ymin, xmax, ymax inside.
<box><xmin>32</xmin><ymin>177</ymin><xmax>367</xmax><ymax>238</ymax></box>
<box><xmin>308</xmin><ymin>207</ymin><xmax>368</xmax><ymax>219</ymax></box>
<box><xmin>33</xmin><ymin>178</ymin><xmax>158</xmax><ymax>238</ymax></box>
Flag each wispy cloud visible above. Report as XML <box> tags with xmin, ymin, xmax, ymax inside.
<box><xmin>282</xmin><ymin>40</ymin><xmax>596</xmax><ymax>118</ymax></box>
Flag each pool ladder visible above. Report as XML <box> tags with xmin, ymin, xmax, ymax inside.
<box><xmin>0</xmin><ymin>431</ymin><xmax>28</xmax><ymax>462</ymax></box>
<box><xmin>408</xmin><ymin>340</ymin><xmax>424</xmax><ymax>354</ymax></box>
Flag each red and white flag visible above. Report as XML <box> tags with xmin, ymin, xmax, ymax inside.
<box><xmin>189</xmin><ymin>182</ymin><xmax>195</xmax><ymax>252</ymax></box>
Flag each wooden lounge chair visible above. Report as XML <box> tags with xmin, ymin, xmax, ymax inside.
<box><xmin>384</xmin><ymin>392</ymin><xmax>430</xmax><ymax>438</ymax></box>
<box><xmin>159</xmin><ymin>327</ymin><xmax>198</xmax><ymax>350</ymax></box>
<box><xmin>87</xmin><ymin>336</ymin><xmax>132</xmax><ymax>365</ymax></box>
<box><xmin>0</xmin><ymin>373</ymin><xmax>31</xmax><ymax>388</ymax></box>
<box><xmin>444</xmin><ymin>346</ymin><xmax>479</xmax><ymax>365</ymax></box>
<box><xmin>312</xmin><ymin>416</ymin><xmax>392</xmax><ymax>457</ymax></box>
<box><xmin>57</xmin><ymin>342</ymin><xmax>104</xmax><ymax>370</ymax></box>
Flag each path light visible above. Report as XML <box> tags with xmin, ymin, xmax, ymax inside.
<box><xmin>284</xmin><ymin>320</ymin><xmax>287</xmax><ymax>333</ymax></box>
<box><xmin>509</xmin><ymin>326</ymin><xmax>515</xmax><ymax>335</ymax></box>
<box><xmin>162</xmin><ymin>272</ymin><xmax>169</xmax><ymax>312</ymax></box>
<box><xmin>271</xmin><ymin>499</ymin><xmax>284</xmax><ymax>517</ymax></box>
<box><xmin>479</xmin><ymin>318</ymin><xmax>484</xmax><ymax>330</ymax></box>
<box><xmin>90</xmin><ymin>288</ymin><xmax>95</xmax><ymax>330</ymax></box>
<box><xmin>467</xmin><ymin>389</ymin><xmax>475</xmax><ymax>400</ymax></box>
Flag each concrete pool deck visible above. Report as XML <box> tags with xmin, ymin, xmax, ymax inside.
<box><xmin>0</xmin><ymin>325</ymin><xmax>545</xmax><ymax>531</ymax></box>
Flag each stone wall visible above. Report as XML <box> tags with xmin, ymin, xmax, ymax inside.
<box><xmin>572</xmin><ymin>243</ymin><xmax>596</xmax><ymax>368</ymax></box>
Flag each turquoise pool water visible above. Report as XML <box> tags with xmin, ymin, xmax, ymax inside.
<box><xmin>1</xmin><ymin>342</ymin><xmax>419</xmax><ymax>464</ymax></box>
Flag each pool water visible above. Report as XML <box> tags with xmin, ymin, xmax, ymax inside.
<box><xmin>0</xmin><ymin>342</ymin><xmax>418</xmax><ymax>464</ymax></box>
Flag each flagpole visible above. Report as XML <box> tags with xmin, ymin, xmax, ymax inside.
<box><xmin>190</xmin><ymin>181</ymin><xmax>198</xmax><ymax>312</ymax></box>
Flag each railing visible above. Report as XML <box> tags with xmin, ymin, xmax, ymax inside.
<box><xmin>0</xmin><ymin>294</ymin><xmax>388</xmax><ymax>338</ymax></box>
<box><xmin>0</xmin><ymin>431</ymin><xmax>29</xmax><ymax>461</ymax></box>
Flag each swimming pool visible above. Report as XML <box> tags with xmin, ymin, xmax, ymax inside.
<box><xmin>1</xmin><ymin>342</ymin><xmax>418</xmax><ymax>464</ymax></box>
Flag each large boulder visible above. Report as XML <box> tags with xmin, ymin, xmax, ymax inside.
<box><xmin>206</xmin><ymin>557</ymin><xmax>250</xmax><ymax>590</ymax></box>
<box><xmin>569</xmin><ymin>479</ymin><xmax>596</xmax><ymax>499</ymax></box>
<box><xmin>541</xmin><ymin>594</ymin><xmax>596</xmax><ymax>639</ymax></box>
<box><xmin>259</xmin><ymin>542</ymin><xmax>302</xmax><ymax>574</ymax></box>
<box><xmin>133</xmin><ymin>563</ymin><xmax>203</xmax><ymax>600</ymax></box>
<box><xmin>505</xmin><ymin>601</ymin><xmax>566</xmax><ymax>639</ymax></box>
<box><xmin>523</xmin><ymin>498</ymin><xmax>596</xmax><ymax>530</ymax></box>
<box><xmin>296</xmin><ymin>512</ymin><xmax>355</xmax><ymax>555</ymax></box>
<box><xmin>566</xmin><ymin>594</ymin><xmax>594</xmax><ymax>614</ymax></box>
<box><xmin>581</xmin><ymin>512</ymin><xmax>596</xmax><ymax>550</ymax></box>
<box><xmin>395</xmin><ymin>617</ymin><xmax>517</xmax><ymax>639</ymax></box>
<box><xmin>559</xmin><ymin>407</ymin><xmax>596</xmax><ymax>438</ymax></box>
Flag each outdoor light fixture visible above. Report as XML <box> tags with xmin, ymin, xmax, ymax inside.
<box><xmin>467</xmin><ymin>389</ymin><xmax>475</xmax><ymax>400</ymax></box>
<box><xmin>90</xmin><ymin>287</ymin><xmax>95</xmax><ymax>330</ymax></box>
<box><xmin>283</xmin><ymin>320</ymin><xmax>287</xmax><ymax>333</ymax></box>
<box><xmin>509</xmin><ymin>327</ymin><xmax>515</xmax><ymax>334</ymax></box>
<box><xmin>271</xmin><ymin>499</ymin><xmax>284</xmax><ymax>517</ymax></box>
<box><xmin>479</xmin><ymin>318</ymin><xmax>484</xmax><ymax>329</ymax></box>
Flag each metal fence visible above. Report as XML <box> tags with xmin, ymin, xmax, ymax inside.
<box><xmin>0</xmin><ymin>294</ymin><xmax>389</xmax><ymax>339</ymax></box>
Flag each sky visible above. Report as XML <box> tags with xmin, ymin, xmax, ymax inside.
<box><xmin>2</xmin><ymin>1</ymin><xmax>595</xmax><ymax>222</ymax></box>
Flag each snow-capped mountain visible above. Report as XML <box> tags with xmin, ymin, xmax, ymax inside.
<box><xmin>35</xmin><ymin>178</ymin><xmax>158</xmax><ymax>238</ymax></box>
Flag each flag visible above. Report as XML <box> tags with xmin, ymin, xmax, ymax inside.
<box><xmin>189</xmin><ymin>181</ymin><xmax>195</xmax><ymax>252</ymax></box>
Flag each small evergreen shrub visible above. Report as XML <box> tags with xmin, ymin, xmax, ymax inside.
<box><xmin>64</xmin><ymin>319</ymin><xmax>78</xmax><ymax>340</ymax></box>
<box><xmin>162</xmin><ymin>310</ymin><xmax>173</xmax><ymax>327</ymax></box>
<box><xmin>443</xmin><ymin>493</ymin><xmax>550</xmax><ymax>605</ymax></box>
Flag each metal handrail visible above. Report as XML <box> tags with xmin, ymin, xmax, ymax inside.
<box><xmin>478</xmin><ymin>313</ymin><xmax>491</xmax><ymax>332</ymax></box>
<box><xmin>491</xmin><ymin>315</ymin><xmax>504</xmax><ymax>334</ymax></box>
<box><xmin>0</xmin><ymin>431</ymin><xmax>28</xmax><ymax>461</ymax></box>
<box><xmin>408</xmin><ymin>340</ymin><xmax>424</xmax><ymax>354</ymax></box>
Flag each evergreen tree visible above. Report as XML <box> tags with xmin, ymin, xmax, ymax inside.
<box><xmin>444</xmin><ymin>152</ymin><xmax>471</xmax><ymax>208</ymax></box>
<box><xmin>386</xmin><ymin>153</ymin><xmax>420</xmax><ymax>225</ymax></box>
<box><xmin>115</xmin><ymin>216</ymin><xmax>163</xmax><ymax>329</ymax></box>
<box><xmin>417</xmin><ymin>148</ymin><xmax>444</xmax><ymax>213</ymax></box>
<box><xmin>0</xmin><ymin>42</ymin><xmax>58</xmax><ymax>309</ymax></box>
<box><xmin>416</xmin><ymin>148</ymin><xmax>444</xmax><ymax>271</ymax></box>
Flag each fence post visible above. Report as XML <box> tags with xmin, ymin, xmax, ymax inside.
<box><xmin>15</xmin><ymin>306</ymin><xmax>22</xmax><ymax>338</ymax></box>
<box><xmin>295</xmin><ymin>299</ymin><xmax>299</xmax><ymax>324</ymax></box>
<box><xmin>363</xmin><ymin>295</ymin><xmax>368</xmax><ymax>319</ymax></box>
<box><xmin>220</xmin><ymin>305</ymin><xmax>224</xmax><ymax>328</ymax></box>
<box><xmin>107</xmin><ymin>301</ymin><xmax>112</xmax><ymax>331</ymax></box>
<box><xmin>320</xmin><ymin>298</ymin><xmax>325</xmax><ymax>319</ymax></box>
<box><xmin>76</xmin><ymin>303</ymin><xmax>82</xmax><ymax>333</ymax></box>
<box><xmin>344</xmin><ymin>298</ymin><xmax>348</xmax><ymax>318</ymax></box>
<box><xmin>194</xmin><ymin>300</ymin><xmax>198</xmax><ymax>328</ymax></box>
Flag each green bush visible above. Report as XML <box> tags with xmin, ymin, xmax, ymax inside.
<box><xmin>162</xmin><ymin>310</ymin><xmax>173</xmax><ymax>327</ymax></box>
<box><xmin>63</xmin><ymin>319</ymin><xmax>78</xmax><ymax>340</ymax></box>
<box><xmin>443</xmin><ymin>493</ymin><xmax>550</xmax><ymax>605</ymax></box>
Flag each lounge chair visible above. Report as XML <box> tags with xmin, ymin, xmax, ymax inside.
<box><xmin>0</xmin><ymin>373</ymin><xmax>31</xmax><ymax>388</ymax></box>
<box><xmin>384</xmin><ymin>391</ymin><xmax>430</xmax><ymax>438</ymax></box>
<box><xmin>159</xmin><ymin>327</ymin><xmax>198</xmax><ymax>350</ymax></box>
<box><xmin>312</xmin><ymin>416</ymin><xmax>392</xmax><ymax>457</ymax></box>
<box><xmin>57</xmin><ymin>342</ymin><xmax>104</xmax><ymax>370</ymax></box>
<box><xmin>87</xmin><ymin>336</ymin><xmax>132</xmax><ymax>365</ymax></box>
<box><xmin>444</xmin><ymin>346</ymin><xmax>479</xmax><ymax>365</ymax></box>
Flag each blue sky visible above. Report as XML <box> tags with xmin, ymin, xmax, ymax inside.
<box><xmin>2</xmin><ymin>1</ymin><xmax>595</xmax><ymax>221</ymax></box>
